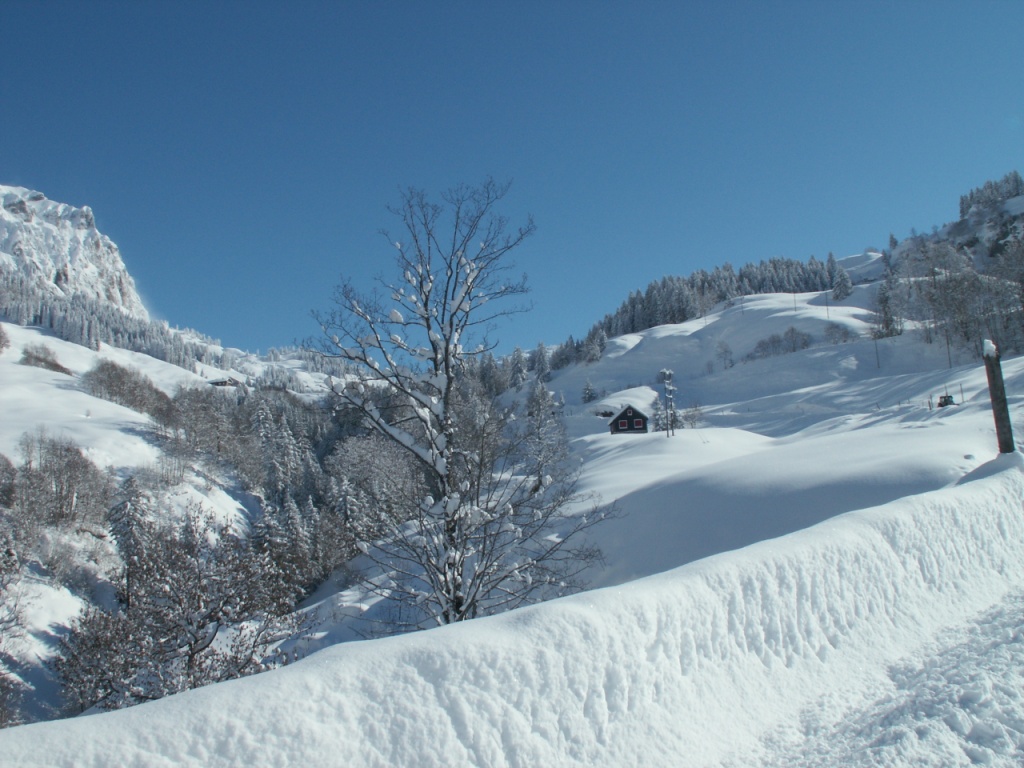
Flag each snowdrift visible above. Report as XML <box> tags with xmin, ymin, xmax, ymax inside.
<box><xmin>4</xmin><ymin>455</ymin><xmax>1024</xmax><ymax>767</ymax></box>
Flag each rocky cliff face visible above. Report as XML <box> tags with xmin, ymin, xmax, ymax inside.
<box><xmin>0</xmin><ymin>185</ymin><xmax>149</xmax><ymax>319</ymax></box>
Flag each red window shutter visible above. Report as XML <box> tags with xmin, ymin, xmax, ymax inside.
<box><xmin>619</xmin><ymin>420</ymin><xmax>628</xmax><ymax>429</ymax></box>
<box><xmin>634</xmin><ymin>419</ymin><xmax>643</xmax><ymax>429</ymax></box>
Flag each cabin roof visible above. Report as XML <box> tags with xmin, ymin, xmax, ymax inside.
<box><xmin>608</xmin><ymin>404</ymin><xmax>649</xmax><ymax>425</ymax></box>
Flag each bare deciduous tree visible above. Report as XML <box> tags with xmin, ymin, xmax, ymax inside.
<box><xmin>56</xmin><ymin>505</ymin><xmax>296</xmax><ymax>713</ymax></box>
<box><xmin>313</xmin><ymin>179</ymin><xmax>608</xmax><ymax>629</ymax></box>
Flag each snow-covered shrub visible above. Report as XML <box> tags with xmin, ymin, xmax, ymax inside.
<box><xmin>56</xmin><ymin>505</ymin><xmax>297</xmax><ymax>713</ymax></box>
<box><xmin>34</xmin><ymin>529</ymin><xmax>109</xmax><ymax>595</ymax></box>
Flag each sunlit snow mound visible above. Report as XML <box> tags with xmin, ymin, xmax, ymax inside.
<box><xmin>3</xmin><ymin>455</ymin><xmax>1024</xmax><ymax>767</ymax></box>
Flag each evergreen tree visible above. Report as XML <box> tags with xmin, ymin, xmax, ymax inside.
<box><xmin>530</xmin><ymin>341</ymin><xmax>550</xmax><ymax>382</ymax></box>
<box><xmin>506</xmin><ymin>346</ymin><xmax>529</xmax><ymax>390</ymax></box>
<box><xmin>107</xmin><ymin>476</ymin><xmax>152</xmax><ymax>610</ymax></box>
<box><xmin>873</xmin><ymin>274</ymin><xmax>905</xmax><ymax>338</ymax></box>
<box><xmin>830</xmin><ymin>256</ymin><xmax>854</xmax><ymax>300</ymax></box>
<box><xmin>581</xmin><ymin>327</ymin><xmax>606</xmax><ymax>363</ymax></box>
<box><xmin>549</xmin><ymin>336</ymin><xmax>578</xmax><ymax>370</ymax></box>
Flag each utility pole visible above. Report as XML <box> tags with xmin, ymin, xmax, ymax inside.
<box><xmin>983</xmin><ymin>340</ymin><xmax>1015</xmax><ymax>454</ymax></box>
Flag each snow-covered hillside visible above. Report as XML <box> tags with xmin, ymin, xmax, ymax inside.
<box><xmin>0</xmin><ymin>185</ymin><xmax>148</xmax><ymax>319</ymax></box>
<box><xmin>0</xmin><ymin>324</ymin><xmax>194</xmax><ymax>465</ymax></box>
<box><xmin>4</xmin><ymin>277</ymin><xmax>1024</xmax><ymax>765</ymax></box>
<box><xmin>549</xmin><ymin>289</ymin><xmax>1008</xmax><ymax>588</ymax></box>
<box><xmin>3</xmin><ymin>181</ymin><xmax>1024</xmax><ymax>764</ymax></box>
<box><xmin>2</xmin><ymin>447</ymin><xmax>1022</xmax><ymax>766</ymax></box>
<box><xmin>0</xmin><ymin>323</ymin><xmax>265</xmax><ymax>721</ymax></box>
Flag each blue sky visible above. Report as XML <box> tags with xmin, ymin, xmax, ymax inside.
<box><xmin>3</xmin><ymin>1</ymin><xmax>1023</xmax><ymax>355</ymax></box>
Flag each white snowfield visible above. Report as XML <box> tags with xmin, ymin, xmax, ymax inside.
<box><xmin>3</xmin><ymin>455</ymin><xmax>1024</xmax><ymax>767</ymax></box>
<box><xmin>0</xmin><ymin>323</ymin><xmax>198</xmax><ymax>467</ymax></box>
<box><xmin>3</xmin><ymin>272</ymin><xmax>1024</xmax><ymax>765</ymax></box>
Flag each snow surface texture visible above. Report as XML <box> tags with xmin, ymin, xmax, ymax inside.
<box><xmin>0</xmin><ymin>185</ymin><xmax>148</xmax><ymax>319</ymax></box>
<box><xmin>3</xmin><ymin>456</ymin><xmax>1024</xmax><ymax>767</ymax></box>
<box><xmin>3</xmin><ymin>231</ymin><xmax>1024</xmax><ymax>764</ymax></box>
<box><xmin>0</xmin><ymin>324</ymin><xmax>194</xmax><ymax>466</ymax></box>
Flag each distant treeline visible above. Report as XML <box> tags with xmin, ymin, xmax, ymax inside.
<box><xmin>561</xmin><ymin>253</ymin><xmax>847</xmax><ymax>350</ymax></box>
<box><xmin>0</xmin><ymin>266</ymin><xmax>217</xmax><ymax>370</ymax></box>
<box><xmin>959</xmin><ymin>170</ymin><xmax>1023</xmax><ymax>220</ymax></box>
<box><xmin>0</xmin><ymin>267</ymin><xmax>350</xmax><ymax>385</ymax></box>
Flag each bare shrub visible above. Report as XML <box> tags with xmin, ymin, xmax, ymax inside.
<box><xmin>683</xmin><ymin>401</ymin><xmax>704</xmax><ymax>429</ymax></box>
<box><xmin>824</xmin><ymin>322</ymin><xmax>855</xmax><ymax>344</ymax></box>
<box><xmin>746</xmin><ymin>326</ymin><xmax>812</xmax><ymax>360</ymax></box>
<box><xmin>80</xmin><ymin>360</ymin><xmax>173</xmax><ymax>421</ymax></box>
<box><xmin>19</xmin><ymin>343</ymin><xmax>72</xmax><ymax>375</ymax></box>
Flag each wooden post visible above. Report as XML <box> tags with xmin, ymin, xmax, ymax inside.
<box><xmin>983</xmin><ymin>340</ymin><xmax>1015</xmax><ymax>453</ymax></box>
<box><xmin>661</xmin><ymin>368</ymin><xmax>676</xmax><ymax>438</ymax></box>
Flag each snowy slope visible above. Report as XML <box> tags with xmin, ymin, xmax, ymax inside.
<box><xmin>1</xmin><ymin>455</ymin><xmax>1022</xmax><ymax>767</ymax></box>
<box><xmin>0</xmin><ymin>185</ymin><xmax>148</xmax><ymax>319</ymax></box>
<box><xmin>0</xmin><ymin>322</ymin><xmax>261</xmax><ymax>721</ymax></box>
<box><xmin>549</xmin><ymin>287</ymin><xmax>1011</xmax><ymax>590</ymax></box>
<box><xmin>2</xmin><ymin>281</ymin><xmax>1024</xmax><ymax>764</ymax></box>
<box><xmin>3</xmin><ymin>215</ymin><xmax>1024</xmax><ymax>767</ymax></box>
<box><xmin>0</xmin><ymin>323</ymin><xmax>194</xmax><ymax>466</ymax></box>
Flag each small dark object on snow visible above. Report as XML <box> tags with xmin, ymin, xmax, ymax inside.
<box><xmin>937</xmin><ymin>394</ymin><xmax>955</xmax><ymax>407</ymax></box>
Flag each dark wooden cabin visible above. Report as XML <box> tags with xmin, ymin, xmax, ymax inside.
<box><xmin>609</xmin><ymin>405</ymin><xmax>649</xmax><ymax>434</ymax></box>
<box><xmin>208</xmin><ymin>377</ymin><xmax>242</xmax><ymax>388</ymax></box>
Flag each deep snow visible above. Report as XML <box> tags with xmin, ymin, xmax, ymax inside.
<box><xmin>2</xmin><ymin>455</ymin><xmax>1023</xmax><ymax>767</ymax></box>
<box><xmin>2</xmin><ymin>282</ymin><xmax>1024</xmax><ymax>766</ymax></box>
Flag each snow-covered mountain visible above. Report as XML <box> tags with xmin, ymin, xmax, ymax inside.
<box><xmin>0</xmin><ymin>185</ymin><xmax>148</xmax><ymax>319</ymax></box>
<box><xmin>2</xmin><ymin>183</ymin><xmax>1024</xmax><ymax>765</ymax></box>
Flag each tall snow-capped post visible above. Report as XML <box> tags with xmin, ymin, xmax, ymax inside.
<box><xmin>660</xmin><ymin>368</ymin><xmax>676</xmax><ymax>437</ymax></box>
<box><xmin>982</xmin><ymin>339</ymin><xmax>1015</xmax><ymax>454</ymax></box>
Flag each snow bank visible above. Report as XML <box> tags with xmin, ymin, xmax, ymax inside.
<box><xmin>3</xmin><ymin>456</ymin><xmax>1024</xmax><ymax>767</ymax></box>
